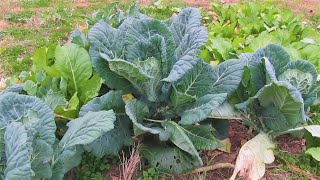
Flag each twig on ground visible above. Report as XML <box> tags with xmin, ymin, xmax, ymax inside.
<box><xmin>191</xmin><ymin>163</ymin><xmax>235</xmax><ymax>174</ymax></box>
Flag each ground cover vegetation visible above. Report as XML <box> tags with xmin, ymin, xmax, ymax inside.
<box><xmin>0</xmin><ymin>0</ymin><xmax>320</xmax><ymax>179</ymax></box>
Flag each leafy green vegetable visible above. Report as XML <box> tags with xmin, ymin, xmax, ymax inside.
<box><xmin>0</xmin><ymin>90</ymin><xmax>117</xmax><ymax>179</ymax></box>
<box><xmin>86</xmin><ymin>7</ymin><xmax>244</xmax><ymax>173</ymax></box>
<box><xmin>233</xmin><ymin>44</ymin><xmax>320</xmax><ymax>134</ymax></box>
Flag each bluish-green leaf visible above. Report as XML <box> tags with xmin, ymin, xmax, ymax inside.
<box><xmin>60</xmin><ymin>110</ymin><xmax>116</xmax><ymax>150</ymax></box>
<box><xmin>4</xmin><ymin>122</ymin><xmax>32</xmax><ymax>180</ymax></box>
<box><xmin>0</xmin><ymin>93</ymin><xmax>56</xmax><ymax>145</ymax></box>
<box><xmin>179</xmin><ymin>93</ymin><xmax>227</xmax><ymax>125</ymax></box>
<box><xmin>125</xmin><ymin>99</ymin><xmax>160</xmax><ymax>134</ymax></box>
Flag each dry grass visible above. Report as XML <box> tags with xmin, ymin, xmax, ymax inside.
<box><xmin>119</xmin><ymin>144</ymin><xmax>141</xmax><ymax>180</ymax></box>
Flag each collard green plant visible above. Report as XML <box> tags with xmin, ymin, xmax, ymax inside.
<box><xmin>85</xmin><ymin>7</ymin><xmax>245</xmax><ymax>174</ymax></box>
<box><xmin>232</xmin><ymin>44</ymin><xmax>320</xmax><ymax>133</ymax></box>
<box><xmin>0</xmin><ymin>89</ymin><xmax>116</xmax><ymax>179</ymax></box>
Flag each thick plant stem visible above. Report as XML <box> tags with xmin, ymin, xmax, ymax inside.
<box><xmin>191</xmin><ymin>163</ymin><xmax>235</xmax><ymax>173</ymax></box>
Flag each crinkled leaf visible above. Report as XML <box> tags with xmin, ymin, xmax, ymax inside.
<box><xmin>161</xmin><ymin>121</ymin><xmax>202</xmax><ymax>164</ymax></box>
<box><xmin>60</xmin><ymin>110</ymin><xmax>116</xmax><ymax>150</ymax></box>
<box><xmin>170</xmin><ymin>86</ymin><xmax>196</xmax><ymax>110</ymax></box>
<box><xmin>182</xmin><ymin>125</ymin><xmax>221</xmax><ymax>150</ymax></box>
<box><xmin>43</xmin><ymin>90</ymin><xmax>67</xmax><ymax>110</ymax></box>
<box><xmin>174</xmin><ymin>60</ymin><xmax>215</xmax><ymax>97</ymax></box>
<box><xmin>4</xmin><ymin>122</ymin><xmax>32</xmax><ymax>179</ymax></box>
<box><xmin>125</xmin><ymin>99</ymin><xmax>160</xmax><ymax>134</ymax></box>
<box><xmin>83</xmin><ymin>116</ymin><xmax>132</xmax><ymax>157</ymax></box>
<box><xmin>0</xmin><ymin>85</ymin><xmax>23</xmax><ymax>96</ymax></box>
<box><xmin>209</xmin><ymin>102</ymin><xmax>241</xmax><ymax>120</ymax></box>
<box><xmin>31</xmin><ymin>140</ymin><xmax>53</xmax><ymax>179</ymax></box>
<box><xmin>80</xmin><ymin>92</ymin><xmax>132</xmax><ymax>157</ymax></box>
<box><xmin>105</xmin><ymin>57</ymin><xmax>161</xmax><ymax>101</ymax></box>
<box><xmin>179</xmin><ymin>93</ymin><xmax>227</xmax><ymax>125</ymax></box>
<box><xmin>164</xmin><ymin>8</ymin><xmax>207</xmax><ymax>82</ymax></box>
<box><xmin>0</xmin><ymin>93</ymin><xmax>56</xmax><ymax>145</ymax></box>
<box><xmin>88</xmin><ymin>21</ymin><xmax>132</xmax><ymax>91</ymax></box>
<box><xmin>142</xmin><ymin>143</ymin><xmax>201</xmax><ymax>174</ymax></box>
<box><xmin>230</xmin><ymin>132</ymin><xmax>275</xmax><ymax>180</ymax></box>
<box><xmin>125</xmin><ymin>18</ymin><xmax>175</xmax><ymax>76</ymax></box>
<box><xmin>236</xmin><ymin>81</ymin><xmax>305</xmax><ymax>132</ymax></box>
<box><xmin>211</xmin><ymin>59</ymin><xmax>245</xmax><ymax>95</ymax></box>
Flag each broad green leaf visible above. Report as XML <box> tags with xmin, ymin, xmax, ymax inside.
<box><xmin>179</xmin><ymin>93</ymin><xmax>227</xmax><ymax>125</ymax></box>
<box><xmin>208</xmin><ymin>37</ymin><xmax>233</xmax><ymax>60</ymax></box>
<box><xmin>31</xmin><ymin>140</ymin><xmax>53</xmax><ymax>179</ymax></box>
<box><xmin>236</xmin><ymin>81</ymin><xmax>305</xmax><ymax>132</ymax></box>
<box><xmin>80</xmin><ymin>92</ymin><xmax>132</xmax><ymax>157</ymax></box>
<box><xmin>182</xmin><ymin>125</ymin><xmax>221</xmax><ymax>150</ymax></box>
<box><xmin>4</xmin><ymin>122</ymin><xmax>32</xmax><ymax>179</ymax></box>
<box><xmin>43</xmin><ymin>90</ymin><xmax>67</xmax><ymax>110</ymax></box>
<box><xmin>162</xmin><ymin>121</ymin><xmax>202</xmax><ymax>164</ymax></box>
<box><xmin>169</xmin><ymin>7</ymin><xmax>201</xmax><ymax>47</ymax></box>
<box><xmin>251</xmin><ymin>44</ymin><xmax>290</xmax><ymax>75</ymax></box>
<box><xmin>50</xmin><ymin>146</ymin><xmax>83</xmax><ymax>180</ymax></box>
<box><xmin>211</xmin><ymin>59</ymin><xmax>245</xmax><ymax>95</ymax></box>
<box><xmin>142</xmin><ymin>143</ymin><xmax>201</xmax><ymax>174</ymax></box>
<box><xmin>125</xmin><ymin>18</ymin><xmax>175</xmax><ymax>76</ymax></box>
<box><xmin>0</xmin><ymin>93</ymin><xmax>56</xmax><ymax>145</ymax></box>
<box><xmin>23</xmin><ymin>80</ymin><xmax>37</xmax><ymax>95</ymax></box>
<box><xmin>88</xmin><ymin>21</ymin><xmax>132</xmax><ymax>92</ymax></box>
<box><xmin>125</xmin><ymin>99</ymin><xmax>160</xmax><ymax>134</ymax></box>
<box><xmin>83</xmin><ymin>116</ymin><xmax>132</xmax><ymax>157</ymax></box>
<box><xmin>60</xmin><ymin>110</ymin><xmax>116</xmax><ymax>150</ymax></box>
<box><xmin>174</xmin><ymin>60</ymin><xmax>215</xmax><ymax>97</ymax></box>
<box><xmin>209</xmin><ymin>102</ymin><xmax>241</xmax><ymax>120</ymax></box>
<box><xmin>164</xmin><ymin>28</ymin><xmax>208</xmax><ymax>83</ymax></box>
<box><xmin>306</xmin><ymin>148</ymin><xmax>320</xmax><ymax>161</ymax></box>
<box><xmin>78</xmin><ymin>74</ymin><xmax>103</xmax><ymax>104</ymax></box>
<box><xmin>55</xmin><ymin>43</ymin><xmax>92</xmax><ymax>93</ymax></box>
<box><xmin>80</xmin><ymin>91</ymin><xmax>125</xmax><ymax>116</ymax></box>
<box><xmin>106</xmin><ymin>57</ymin><xmax>162</xmax><ymax>101</ymax></box>
<box><xmin>163</xmin><ymin>8</ymin><xmax>208</xmax><ymax>82</ymax></box>
<box><xmin>170</xmin><ymin>86</ymin><xmax>196</xmax><ymax>110</ymax></box>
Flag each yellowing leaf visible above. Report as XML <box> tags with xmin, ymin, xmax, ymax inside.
<box><xmin>122</xmin><ymin>93</ymin><xmax>135</xmax><ymax>103</ymax></box>
<box><xmin>230</xmin><ymin>132</ymin><xmax>275</xmax><ymax>180</ymax></box>
<box><xmin>218</xmin><ymin>138</ymin><xmax>231</xmax><ymax>153</ymax></box>
<box><xmin>210</xmin><ymin>60</ymin><xmax>219</xmax><ymax>67</ymax></box>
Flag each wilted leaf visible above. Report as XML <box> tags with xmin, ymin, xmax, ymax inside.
<box><xmin>230</xmin><ymin>132</ymin><xmax>275</xmax><ymax>180</ymax></box>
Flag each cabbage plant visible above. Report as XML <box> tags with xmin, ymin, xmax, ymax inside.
<box><xmin>85</xmin><ymin>7</ymin><xmax>245</xmax><ymax>173</ymax></box>
<box><xmin>233</xmin><ymin>44</ymin><xmax>320</xmax><ymax>133</ymax></box>
<box><xmin>0</xmin><ymin>90</ymin><xmax>116</xmax><ymax>179</ymax></box>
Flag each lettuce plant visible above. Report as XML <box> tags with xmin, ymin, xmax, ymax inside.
<box><xmin>20</xmin><ymin>43</ymin><xmax>103</xmax><ymax>118</ymax></box>
<box><xmin>233</xmin><ymin>44</ymin><xmax>320</xmax><ymax>133</ymax></box>
<box><xmin>85</xmin><ymin>7</ymin><xmax>244</xmax><ymax>173</ymax></box>
<box><xmin>0</xmin><ymin>90</ymin><xmax>116</xmax><ymax>179</ymax></box>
